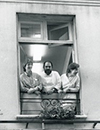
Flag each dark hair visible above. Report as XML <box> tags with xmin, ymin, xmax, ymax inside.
<box><xmin>67</xmin><ymin>63</ymin><xmax>79</xmax><ymax>75</ymax></box>
<box><xmin>43</xmin><ymin>61</ymin><xmax>53</xmax><ymax>68</ymax></box>
<box><xmin>23</xmin><ymin>63</ymin><xmax>27</xmax><ymax>72</ymax></box>
<box><xmin>23</xmin><ymin>60</ymin><xmax>33</xmax><ymax>72</ymax></box>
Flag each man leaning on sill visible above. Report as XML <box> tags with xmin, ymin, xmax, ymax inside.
<box><xmin>40</xmin><ymin>61</ymin><xmax>61</xmax><ymax>94</ymax></box>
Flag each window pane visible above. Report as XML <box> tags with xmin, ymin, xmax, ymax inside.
<box><xmin>49</xmin><ymin>26</ymin><xmax>69</xmax><ymax>40</ymax></box>
<box><xmin>21</xmin><ymin>23</ymin><xmax>41</xmax><ymax>39</ymax></box>
<box><xmin>20</xmin><ymin>44</ymin><xmax>72</xmax><ymax>75</ymax></box>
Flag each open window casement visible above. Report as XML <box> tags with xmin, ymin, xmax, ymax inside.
<box><xmin>17</xmin><ymin>14</ymin><xmax>83</xmax><ymax>117</ymax></box>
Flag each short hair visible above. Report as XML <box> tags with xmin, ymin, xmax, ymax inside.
<box><xmin>23</xmin><ymin>63</ymin><xmax>27</xmax><ymax>72</ymax></box>
<box><xmin>43</xmin><ymin>61</ymin><xmax>53</xmax><ymax>68</ymax></box>
<box><xmin>23</xmin><ymin>62</ymin><xmax>33</xmax><ymax>72</ymax></box>
<box><xmin>67</xmin><ymin>63</ymin><xmax>79</xmax><ymax>74</ymax></box>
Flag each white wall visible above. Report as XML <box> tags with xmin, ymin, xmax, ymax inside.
<box><xmin>76</xmin><ymin>7</ymin><xmax>100</xmax><ymax>119</ymax></box>
<box><xmin>0</xmin><ymin>3</ymin><xmax>19</xmax><ymax>120</ymax></box>
<box><xmin>0</xmin><ymin>1</ymin><xmax>100</xmax><ymax>129</ymax></box>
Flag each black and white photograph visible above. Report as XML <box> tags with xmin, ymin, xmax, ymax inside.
<box><xmin>0</xmin><ymin>0</ymin><xmax>100</xmax><ymax>130</ymax></box>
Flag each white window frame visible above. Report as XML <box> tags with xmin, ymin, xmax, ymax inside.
<box><xmin>18</xmin><ymin>21</ymin><xmax>44</xmax><ymax>40</ymax></box>
<box><xmin>17</xmin><ymin>14</ymin><xmax>82</xmax><ymax>116</ymax></box>
<box><xmin>49</xmin><ymin>23</ymin><xmax>73</xmax><ymax>41</ymax></box>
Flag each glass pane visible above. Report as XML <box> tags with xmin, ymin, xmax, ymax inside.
<box><xmin>49</xmin><ymin>26</ymin><xmax>69</xmax><ymax>40</ymax></box>
<box><xmin>20</xmin><ymin>44</ymin><xmax>72</xmax><ymax>75</ymax></box>
<box><xmin>21</xmin><ymin>23</ymin><xmax>41</xmax><ymax>39</ymax></box>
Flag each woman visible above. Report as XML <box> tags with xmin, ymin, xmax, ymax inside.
<box><xmin>60</xmin><ymin>63</ymin><xmax>80</xmax><ymax>116</ymax></box>
<box><xmin>20</xmin><ymin>59</ymin><xmax>43</xmax><ymax>94</ymax></box>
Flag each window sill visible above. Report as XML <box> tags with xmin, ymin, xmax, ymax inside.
<box><xmin>75</xmin><ymin>114</ymin><xmax>87</xmax><ymax>119</ymax></box>
<box><xmin>16</xmin><ymin>114</ymin><xmax>87</xmax><ymax>121</ymax></box>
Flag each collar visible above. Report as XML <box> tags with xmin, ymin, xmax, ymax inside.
<box><xmin>24</xmin><ymin>72</ymin><xmax>32</xmax><ymax>77</ymax></box>
<box><xmin>43</xmin><ymin>71</ymin><xmax>52</xmax><ymax>77</ymax></box>
<box><xmin>24</xmin><ymin>72</ymin><xmax>28</xmax><ymax>76</ymax></box>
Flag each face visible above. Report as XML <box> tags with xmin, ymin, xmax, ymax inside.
<box><xmin>44</xmin><ymin>62</ymin><xmax>53</xmax><ymax>75</ymax></box>
<box><xmin>25</xmin><ymin>62</ymin><xmax>33</xmax><ymax>73</ymax></box>
<box><xmin>69</xmin><ymin>69</ymin><xmax>78</xmax><ymax>77</ymax></box>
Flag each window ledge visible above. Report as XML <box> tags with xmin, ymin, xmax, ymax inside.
<box><xmin>16</xmin><ymin>114</ymin><xmax>41</xmax><ymax>120</ymax></box>
<box><xmin>75</xmin><ymin>114</ymin><xmax>87</xmax><ymax>119</ymax></box>
<box><xmin>16</xmin><ymin>114</ymin><xmax>87</xmax><ymax>121</ymax></box>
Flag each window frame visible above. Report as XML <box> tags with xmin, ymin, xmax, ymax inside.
<box><xmin>17</xmin><ymin>14</ymin><xmax>81</xmax><ymax>116</ymax></box>
<box><xmin>49</xmin><ymin>23</ymin><xmax>73</xmax><ymax>41</ymax></box>
<box><xmin>18</xmin><ymin>21</ymin><xmax>44</xmax><ymax>40</ymax></box>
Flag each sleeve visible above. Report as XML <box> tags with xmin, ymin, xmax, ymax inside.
<box><xmin>54</xmin><ymin>71</ymin><xmax>61</xmax><ymax>90</ymax></box>
<box><xmin>69</xmin><ymin>75</ymin><xmax>80</xmax><ymax>92</ymax></box>
<box><xmin>61</xmin><ymin>74</ymin><xmax>71</xmax><ymax>89</ymax></box>
<box><xmin>20</xmin><ymin>75</ymin><xmax>29</xmax><ymax>92</ymax></box>
<box><xmin>35</xmin><ymin>73</ymin><xmax>43</xmax><ymax>90</ymax></box>
<box><xmin>75</xmin><ymin>75</ymin><xmax>80</xmax><ymax>91</ymax></box>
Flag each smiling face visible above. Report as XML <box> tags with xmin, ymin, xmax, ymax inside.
<box><xmin>24</xmin><ymin>62</ymin><xmax>33</xmax><ymax>77</ymax></box>
<box><xmin>44</xmin><ymin>62</ymin><xmax>53</xmax><ymax>75</ymax></box>
<box><xmin>25</xmin><ymin>62</ymin><xmax>33</xmax><ymax>72</ymax></box>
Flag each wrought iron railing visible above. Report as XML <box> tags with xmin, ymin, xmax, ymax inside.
<box><xmin>20</xmin><ymin>92</ymin><xmax>80</xmax><ymax>119</ymax></box>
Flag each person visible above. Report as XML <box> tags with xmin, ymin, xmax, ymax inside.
<box><xmin>40</xmin><ymin>61</ymin><xmax>61</xmax><ymax>94</ymax></box>
<box><xmin>20</xmin><ymin>58</ymin><xmax>43</xmax><ymax>94</ymax></box>
<box><xmin>60</xmin><ymin>62</ymin><xmax>80</xmax><ymax>112</ymax></box>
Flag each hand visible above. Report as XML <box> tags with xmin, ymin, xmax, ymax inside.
<box><xmin>36</xmin><ymin>85</ymin><xmax>42</xmax><ymax>91</ymax></box>
<box><xmin>68</xmin><ymin>88</ymin><xmax>71</xmax><ymax>92</ymax></box>
<box><xmin>58</xmin><ymin>89</ymin><xmax>63</xmax><ymax>93</ymax></box>
<box><xmin>28</xmin><ymin>88</ymin><xmax>35</xmax><ymax>94</ymax></box>
<box><xmin>63</xmin><ymin>88</ymin><xmax>69</xmax><ymax>93</ymax></box>
<box><xmin>52</xmin><ymin>88</ymin><xmax>58</xmax><ymax>93</ymax></box>
<box><xmin>48</xmin><ymin>89</ymin><xmax>54</xmax><ymax>94</ymax></box>
<box><xmin>35</xmin><ymin>91</ymin><xmax>41</xmax><ymax>95</ymax></box>
<box><xmin>44</xmin><ymin>89</ymin><xmax>53</xmax><ymax>94</ymax></box>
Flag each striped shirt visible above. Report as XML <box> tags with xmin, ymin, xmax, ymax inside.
<box><xmin>61</xmin><ymin>73</ymin><xmax>80</xmax><ymax>100</ymax></box>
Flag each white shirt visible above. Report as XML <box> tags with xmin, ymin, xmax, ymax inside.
<box><xmin>41</xmin><ymin>71</ymin><xmax>61</xmax><ymax>92</ymax></box>
<box><xmin>61</xmin><ymin>73</ymin><xmax>80</xmax><ymax>100</ymax></box>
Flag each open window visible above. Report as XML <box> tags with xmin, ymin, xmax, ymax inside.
<box><xmin>48</xmin><ymin>23</ymin><xmax>72</xmax><ymax>41</ymax></box>
<box><xmin>17</xmin><ymin>14</ymin><xmax>81</xmax><ymax>117</ymax></box>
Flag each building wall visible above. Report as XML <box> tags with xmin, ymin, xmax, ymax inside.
<box><xmin>0</xmin><ymin>0</ymin><xmax>100</xmax><ymax>129</ymax></box>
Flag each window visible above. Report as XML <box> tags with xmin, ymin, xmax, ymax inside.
<box><xmin>48</xmin><ymin>23</ymin><xmax>71</xmax><ymax>41</ymax></box>
<box><xmin>20</xmin><ymin>22</ymin><xmax>42</xmax><ymax>39</ymax></box>
<box><xmin>18</xmin><ymin>14</ymin><xmax>80</xmax><ymax>117</ymax></box>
